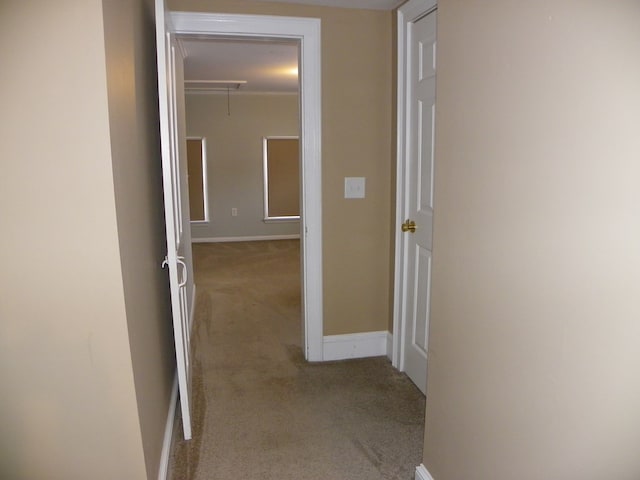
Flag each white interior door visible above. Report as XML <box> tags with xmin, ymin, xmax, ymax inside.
<box><xmin>394</xmin><ymin>3</ymin><xmax>437</xmax><ymax>395</ymax></box>
<box><xmin>156</xmin><ymin>0</ymin><xmax>195</xmax><ymax>440</ymax></box>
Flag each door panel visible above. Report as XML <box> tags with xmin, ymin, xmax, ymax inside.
<box><xmin>402</xmin><ymin>10</ymin><xmax>436</xmax><ymax>394</ymax></box>
<box><xmin>412</xmin><ymin>246</ymin><xmax>431</xmax><ymax>355</ymax></box>
<box><xmin>419</xmin><ymin>101</ymin><xmax>435</xmax><ymax>211</ymax></box>
<box><xmin>156</xmin><ymin>0</ymin><xmax>194</xmax><ymax>440</ymax></box>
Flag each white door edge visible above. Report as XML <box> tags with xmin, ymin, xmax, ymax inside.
<box><xmin>156</xmin><ymin>0</ymin><xmax>195</xmax><ymax>440</ymax></box>
<box><xmin>168</xmin><ymin>11</ymin><xmax>324</xmax><ymax>361</ymax></box>
<box><xmin>392</xmin><ymin>0</ymin><xmax>437</xmax><ymax>370</ymax></box>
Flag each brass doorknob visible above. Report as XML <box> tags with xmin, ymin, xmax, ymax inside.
<box><xmin>401</xmin><ymin>219</ymin><xmax>416</xmax><ymax>233</ymax></box>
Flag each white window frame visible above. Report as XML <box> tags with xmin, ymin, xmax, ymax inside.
<box><xmin>187</xmin><ymin>136</ymin><xmax>210</xmax><ymax>224</ymax></box>
<box><xmin>262</xmin><ymin>136</ymin><xmax>301</xmax><ymax>223</ymax></box>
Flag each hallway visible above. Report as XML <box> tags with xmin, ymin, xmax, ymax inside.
<box><xmin>168</xmin><ymin>240</ymin><xmax>425</xmax><ymax>480</ymax></box>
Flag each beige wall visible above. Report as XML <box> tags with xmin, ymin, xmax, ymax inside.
<box><xmin>174</xmin><ymin>0</ymin><xmax>393</xmax><ymax>335</ymax></box>
<box><xmin>103</xmin><ymin>0</ymin><xmax>175</xmax><ymax>478</ymax></box>
<box><xmin>0</xmin><ymin>1</ymin><xmax>171</xmax><ymax>479</ymax></box>
<box><xmin>186</xmin><ymin>93</ymin><xmax>300</xmax><ymax>239</ymax></box>
<box><xmin>424</xmin><ymin>1</ymin><xmax>640</xmax><ymax>478</ymax></box>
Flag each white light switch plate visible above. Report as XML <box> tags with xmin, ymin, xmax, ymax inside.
<box><xmin>344</xmin><ymin>177</ymin><xmax>365</xmax><ymax>199</ymax></box>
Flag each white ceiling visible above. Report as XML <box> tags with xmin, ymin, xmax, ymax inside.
<box><xmin>181</xmin><ymin>38</ymin><xmax>299</xmax><ymax>94</ymax></box>
<box><xmin>180</xmin><ymin>0</ymin><xmax>404</xmax><ymax>94</ymax></box>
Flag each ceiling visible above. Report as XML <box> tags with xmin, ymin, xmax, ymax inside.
<box><xmin>180</xmin><ymin>0</ymin><xmax>404</xmax><ymax>94</ymax></box>
<box><xmin>180</xmin><ymin>37</ymin><xmax>299</xmax><ymax>94</ymax></box>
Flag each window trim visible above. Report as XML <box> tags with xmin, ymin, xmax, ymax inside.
<box><xmin>187</xmin><ymin>136</ymin><xmax>210</xmax><ymax>224</ymax></box>
<box><xmin>262</xmin><ymin>135</ymin><xmax>301</xmax><ymax>223</ymax></box>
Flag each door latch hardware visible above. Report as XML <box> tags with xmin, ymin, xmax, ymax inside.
<box><xmin>401</xmin><ymin>219</ymin><xmax>416</xmax><ymax>233</ymax></box>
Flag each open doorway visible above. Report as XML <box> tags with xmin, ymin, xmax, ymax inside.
<box><xmin>181</xmin><ymin>36</ymin><xmax>305</xmax><ymax>370</ymax></box>
<box><xmin>167</xmin><ymin>12</ymin><xmax>324</xmax><ymax>365</ymax></box>
<box><xmin>174</xmin><ymin>12</ymin><xmax>323</xmax><ymax>361</ymax></box>
<box><xmin>156</xmin><ymin>8</ymin><xmax>324</xmax><ymax>443</ymax></box>
<box><xmin>181</xmin><ymin>37</ymin><xmax>302</xmax><ymax>242</ymax></box>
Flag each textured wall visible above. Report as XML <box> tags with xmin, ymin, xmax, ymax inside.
<box><xmin>424</xmin><ymin>1</ymin><xmax>640</xmax><ymax>478</ymax></box>
<box><xmin>172</xmin><ymin>0</ymin><xmax>394</xmax><ymax>335</ymax></box>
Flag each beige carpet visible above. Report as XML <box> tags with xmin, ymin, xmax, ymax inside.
<box><xmin>168</xmin><ymin>240</ymin><xmax>425</xmax><ymax>480</ymax></box>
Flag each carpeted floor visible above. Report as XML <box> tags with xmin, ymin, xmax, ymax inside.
<box><xmin>168</xmin><ymin>240</ymin><xmax>425</xmax><ymax>480</ymax></box>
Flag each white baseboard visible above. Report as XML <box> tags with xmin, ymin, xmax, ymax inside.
<box><xmin>192</xmin><ymin>234</ymin><xmax>300</xmax><ymax>243</ymax></box>
<box><xmin>386</xmin><ymin>331</ymin><xmax>393</xmax><ymax>361</ymax></box>
<box><xmin>157</xmin><ymin>375</ymin><xmax>178</xmax><ymax>480</ymax></box>
<box><xmin>415</xmin><ymin>464</ymin><xmax>434</xmax><ymax>480</ymax></box>
<box><xmin>323</xmin><ymin>330</ymin><xmax>391</xmax><ymax>361</ymax></box>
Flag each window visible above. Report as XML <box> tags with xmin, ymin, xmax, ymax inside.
<box><xmin>262</xmin><ymin>136</ymin><xmax>300</xmax><ymax>222</ymax></box>
<box><xmin>186</xmin><ymin>137</ymin><xmax>209</xmax><ymax>223</ymax></box>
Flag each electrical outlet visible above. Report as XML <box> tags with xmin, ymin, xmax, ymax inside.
<box><xmin>231</xmin><ymin>208</ymin><xmax>238</xmax><ymax>217</ymax></box>
<box><xmin>344</xmin><ymin>177</ymin><xmax>366</xmax><ymax>199</ymax></box>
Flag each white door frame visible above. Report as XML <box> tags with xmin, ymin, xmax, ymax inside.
<box><xmin>392</xmin><ymin>0</ymin><xmax>437</xmax><ymax>370</ymax></box>
<box><xmin>168</xmin><ymin>12</ymin><xmax>324</xmax><ymax>361</ymax></box>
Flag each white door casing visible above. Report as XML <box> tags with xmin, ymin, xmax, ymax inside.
<box><xmin>156</xmin><ymin>0</ymin><xmax>196</xmax><ymax>440</ymax></box>
<box><xmin>393</xmin><ymin>0</ymin><xmax>437</xmax><ymax>395</ymax></box>
<box><xmin>168</xmin><ymin>12</ymin><xmax>324</xmax><ymax>361</ymax></box>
